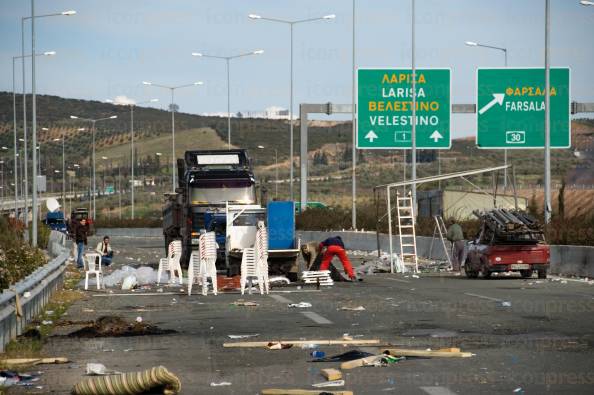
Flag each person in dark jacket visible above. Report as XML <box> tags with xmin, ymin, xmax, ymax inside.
<box><xmin>318</xmin><ymin>236</ymin><xmax>356</xmax><ymax>280</ymax></box>
<box><xmin>446</xmin><ymin>220</ymin><xmax>465</xmax><ymax>272</ymax></box>
<box><xmin>74</xmin><ymin>218</ymin><xmax>89</xmax><ymax>268</ymax></box>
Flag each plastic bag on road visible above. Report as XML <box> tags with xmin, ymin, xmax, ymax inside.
<box><xmin>121</xmin><ymin>275</ymin><xmax>138</xmax><ymax>290</ymax></box>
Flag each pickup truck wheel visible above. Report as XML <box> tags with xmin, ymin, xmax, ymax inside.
<box><xmin>520</xmin><ymin>270</ymin><xmax>534</xmax><ymax>278</ymax></box>
<box><xmin>538</xmin><ymin>270</ymin><xmax>547</xmax><ymax>279</ymax></box>
<box><xmin>465</xmin><ymin>268</ymin><xmax>479</xmax><ymax>279</ymax></box>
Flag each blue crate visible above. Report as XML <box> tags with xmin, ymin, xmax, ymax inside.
<box><xmin>267</xmin><ymin>201</ymin><xmax>295</xmax><ymax>250</ymax></box>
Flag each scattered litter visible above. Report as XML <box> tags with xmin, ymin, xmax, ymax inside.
<box><xmin>513</xmin><ymin>387</ymin><xmax>524</xmax><ymax>393</ymax></box>
<box><xmin>321</xmin><ymin>368</ymin><xmax>342</xmax><ymax>381</ymax></box>
<box><xmin>86</xmin><ymin>363</ymin><xmax>120</xmax><ymax>376</ymax></box>
<box><xmin>67</xmin><ymin>316</ymin><xmax>176</xmax><ymax>338</ymax></box>
<box><xmin>0</xmin><ymin>371</ymin><xmax>42</xmax><ymax>388</ymax></box>
<box><xmin>135</xmin><ymin>316</ymin><xmax>143</xmax><ymax>323</ymax></box>
<box><xmin>288</xmin><ymin>302</ymin><xmax>312</xmax><ymax>308</ymax></box>
<box><xmin>121</xmin><ymin>275</ymin><xmax>138</xmax><ymax>290</ymax></box>
<box><xmin>224</xmin><ymin>339</ymin><xmax>379</xmax><ymax>348</ymax></box>
<box><xmin>311</xmin><ymin>350</ymin><xmax>325</xmax><ymax>359</ymax></box>
<box><xmin>339</xmin><ymin>306</ymin><xmax>365</xmax><ymax>311</ymax></box>
<box><xmin>499</xmin><ymin>301</ymin><xmax>512</xmax><ymax>307</ymax></box>
<box><xmin>561</xmin><ymin>280</ymin><xmax>568</xmax><ymax>284</ymax></box>
<box><xmin>412</xmin><ymin>274</ymin><xmax>420</xmax><ymax>279</ymax></box>
<box><xmin>156</xmin><ymin>288</ymin><xmax>163</xmax><ymax>293</ymax></box>
<box><xmin>227</xmin><ymin>334</ymin><xmax>259</xmax><ymax>339</ymax></box>
<box><xmin>312</xmin><ymin>380</ymin><xmax>345</xmax><ymax>388</ymax></box>
<box><xmin>82</xmin><ymin>308</ymin><xmax>94</xmax><ymax>313</ymax></box>
<box><xmin>312</xmin><ymin>350</ymin><xmax>374</xmax><ymax>362</ymax></box>
<box><xmin>72</xmin><ymin>366</ymin><xmax>181</xmax><ymax>395</ymax></box>
<box><xmin>0</xmin><ymin>357</ymin><xmax>68</xmax><ymax>367</ymax></box>
<box><xmin>267</xmin><ymin>342</ymin><xmax>293</xmax><ymax>350</ymax></box>
<box><xmin>231</xmin><ymin>300</ymin><xmax>259</xmax><ymax>307</ymax></box>
<box><xmin>83</xmin><ymin>265</ymin><xmax>168</xmax><ymax>288</ymax></box>
<box><xmin>45</xmin><ymin>310</ymin><xmax>54</xmax><ymax>315</ymax></box>
<box><xmin>41</xmin><ymin>320</ymin><xmax>53</xmax><ymax>325</ymax></box>
<box><xmin>269</xmin><ymin>276</ymin><xmax>291</xmax><ymax>285</ymax></box>
<box><xmin>23</xmin><ymin>291</ymin><xmax>31</xmax><ymax>298</ymax></box>
<box><xmin>210</xmin><ymin>381</ymin><xmax>232</xmax><ymax>387</ymax></box>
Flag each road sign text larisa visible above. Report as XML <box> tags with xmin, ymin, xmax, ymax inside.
<box><xmin>477</xmin><ymin>68</ymin><xmax>570</xmax><ymax>149</ymax></box>
<box><xmin>357</xmin><ymin>68</ymin><xmax>451</xmax><ymax>149</ymax></box>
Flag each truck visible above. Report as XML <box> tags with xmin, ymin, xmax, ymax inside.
<box><xmin>162</xmin><ymin>149</ymin><xmax>300</xmax><ymax>277</ymax></box>
<box><xmin>465</xmin><ymin>208</ymin><xmax>550</xmax><ymax>279</ymax></box>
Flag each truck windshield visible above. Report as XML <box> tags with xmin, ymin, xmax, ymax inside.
<box><xmin>190</xmin><ymin>181</ymin><xmax>255</xmax><ymax>204</ymax></box>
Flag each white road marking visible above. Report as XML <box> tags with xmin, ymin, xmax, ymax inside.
<box><xmin>269</xmin><ymin>294</ymin><xmax>293</xmax><ymax>304</ymax></box>
<box><xmin>301</xmin><ymin>311</ymin><xmax>333</xmax><ymax>325</ymax></box>
<box><xmin>386</xmin><ymin>277</ymin><xmax>411</xmax><ymax>283</ymax></box>
<box><xmin>464</xmin><ymin>292</ymin><xmax>504</xmax><ymax>302</ymax></box>
<box><xmin>420</xmin><ymin>386</ymin><xmax>458</xmax><ymax>395</ymax></box>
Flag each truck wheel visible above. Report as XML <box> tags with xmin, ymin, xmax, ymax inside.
<box><xmin>520</xmin><ymin>270</ymin><xmax>534</xmax><ymax>278</ymax></box>
<box><xmin>538</xmin><ymin>270</ymin><xmax>547</xmax><ymax>279</ymax></box>
<box><xmin>465</xmin><ymin>268</ymin><xmax>479</xmax><ymax>279</ymax></box>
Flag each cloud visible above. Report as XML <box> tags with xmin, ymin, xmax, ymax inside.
<box><xmin>113</xmin><ymin>95</ymin><xmax>135</xmax><ymax>105</ymax></box>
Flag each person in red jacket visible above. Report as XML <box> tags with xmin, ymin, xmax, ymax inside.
<box><xmin>319</xmin><ymin>236</ymin><xmax>357</xmax><ymax>280</ymax></box>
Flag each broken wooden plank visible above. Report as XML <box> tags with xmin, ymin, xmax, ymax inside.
<box><xmin>1</xmin><ymin>357</ymin><xmax>69</xmax><ymax>366</ymax></box>
<box><xmin>321</xmin><ymin>368</ymin><xmax>343</xmax><ymax>381</ymax></box>
<box><xmin>340</xmin><ymin>355</ymin><xmax>383</xmax><ymax>370</ymax></box>
<box><xmin>223</xmin><ymin>339</ymin><xmax>380</xmax><ymax>348</ymax></box>
<box><xmin>383</xmin><ymin>348</ymin><xmax>473</xmax><ymax>358</ymax></box>
<box><xmin>261</xmin><ymin>389</ymin><xmax>353</xmax><ymax>395</ymax></box>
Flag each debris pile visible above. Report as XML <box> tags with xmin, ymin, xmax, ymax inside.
<box><xmin>67</xmin><ymin>316</ymin><xmax>176</xmax><ymax>338</ymax></box>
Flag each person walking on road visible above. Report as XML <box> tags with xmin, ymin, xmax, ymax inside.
<box><xmin>74</xmin><ymin>218</ymin><xmax>89</xmax><ymax>269</ymax></box>
<box><xmin>446</xmin><ymin>220</ymin><xmax>465</xmax><ymax>273</ymax></box>
<box><xmin>318</xmin><ymin>236</ymin><xmax>357</xmax><ymax>281</ymax></box>
<box><xmin>96</xmin><ymin>235</ymin><xmax>114</xmax><ymax>266</ymax></box>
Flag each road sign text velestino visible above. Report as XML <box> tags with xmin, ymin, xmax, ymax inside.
<box><xmin>357</xmin><ymin>68</ymin><xmax>451</xmax><ymax>149</ymax></box>
<box><xmin>476</xmin><ymin>68</ymin><xmax>570</xmax><ymax>149</ymax></box>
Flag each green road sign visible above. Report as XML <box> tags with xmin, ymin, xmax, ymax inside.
<box><xmin>476</xmin><ymin>68</ymin><xmax>570</xmax><ymax>149</ymax></box>
<box><xmin>357</xmin><ymin>68</ymin><xmax>451</xmax><ymax>149</ymax></box>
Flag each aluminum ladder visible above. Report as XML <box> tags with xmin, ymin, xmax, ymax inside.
<box><xmin>396</xmin><ymin>191</ymin><xmax>418</xmax><ymax>273</ymax></box>
<box><xmin>429</xmin><ymin>215</ymin><xmax>452</xmax><ymax>269</ymax></box>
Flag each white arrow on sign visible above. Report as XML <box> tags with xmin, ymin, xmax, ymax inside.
<box><xmin>478</xmin><ymin>93</ymin><xmax>505</xmax><ymax>115</ymax></box>
<box><xmin>430</xmin><ymin>130</ymin><xmax>443</xmax><ymax>143</ymax></box>
<box><xmin>365</xmin><ymin>130</ymin><xmax>378</xmax><ymax>142</ymax></box>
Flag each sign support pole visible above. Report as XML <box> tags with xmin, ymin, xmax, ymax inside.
<box><xmin>411</xmin><ymin>0</ymin><xmax>417</xmax><ymax>214</ymax></box>
<box><xmin>544</xmin><ymin>0</ymin><xmax>552</xmax><ymax>223</ymax></box>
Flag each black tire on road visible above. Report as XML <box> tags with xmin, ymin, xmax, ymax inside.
<box><xmin>520</xmin><ymin>270</ymin><xmax>534</xmax><ymax>278</ymax></box>
<box><xmin>538</xmin><ymin>270</ymin><xmax>547</xmax><ymax>279</ymax></box>
<box><xmin>465</xmin><ymin>268</ymin><xmax>479</xmax><ymax>279</ymax></box>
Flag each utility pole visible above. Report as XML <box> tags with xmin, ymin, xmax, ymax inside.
<box><xmin>544</xmin><ymin>0</ymin><xmax>552</xmax><ymax>223</ymax></box>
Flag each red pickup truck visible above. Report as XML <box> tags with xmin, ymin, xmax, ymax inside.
<box><xmin>464</xmin><ymin>209</ymin><xmax>550</xmax><ymax>279</ymax></box>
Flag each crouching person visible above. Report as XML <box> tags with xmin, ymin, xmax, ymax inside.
<box><xmin>96</xmin><ymin>236</ymin><xmax>114</xmax><ymax>266</ymax></box>
<box><xmin>319</xmin><ymin>236</ymin><xmax>357</xmax><ymax>281</ymax></box>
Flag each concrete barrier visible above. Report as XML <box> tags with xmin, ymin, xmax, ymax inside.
<box><xmin>95</xmin><ymin>228</ymin><xmax>594</xmax><ymax>277</ymax></box>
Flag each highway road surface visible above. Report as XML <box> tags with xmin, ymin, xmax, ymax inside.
<box><xmin>10</xmin><ymin>235</ymin><xmax>594</xmax><ymax>394</ymax></box>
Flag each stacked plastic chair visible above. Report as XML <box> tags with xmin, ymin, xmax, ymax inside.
<box><xmin>240</xmin><ymin>222</ymin><xmax>270</xmax><ymax>295</ymax></box>
<box><xmin>188</xmin><ymin>232</ymin><xmax>218</xmax><ymax>296</ymax></box>
<box><xmin>157</xmin><ymin>240</ymin><xmax>183</xmax><ymax>285</ymax></box>
<box><xmin>84</xmin><ymin>252</ymin><xmax>103</xmax><ymax>290</ymax></box>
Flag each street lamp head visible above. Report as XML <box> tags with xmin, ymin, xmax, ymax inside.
<box><xmin>1</xmin><ymin>146</ymin><xmax>7</xmax><ymax>150</ymax></box>
<box><xmin>109</xmin><ymin>115</ymin><xmax>118</xmax><ymax>119</ymax></box>
<box><xmin>53</xmin><ymin>138</ymin><xmax>60</xmax><ymax>141</ymax></box>
<box><xmin>191</xmin><ymin>52</ymin><xmax>203</xmax><ymax>57</ymax></box>
<box><xmin>19</xmin><ymin>138</ymin><xmax>25</xmax><ymax>142</ymax></box>
<box><xmin>77</xmin><ymin>128</ymin><xmax>85</xmax><ymax>131</ymax></box>
<box><xmin>43</xmin><ymin>51</ymin><xmax>56</xmax><ymax>56</ymax></box>
<box><xmin>142</xmin><ymin>81</ymin><xmax>152</xmax><ymax>85</ymax></box>
<box><xmin>42</xmin><ymin>127</ymin><xmax>49</xmax><ymax>131</ymax></box>
<box><xmin>156</xmin><ymin>152</ymin><xmax>162</xmax><ymax>156</ymax></box>
<box><xmin>70</xmin><ymin>115</ymin><xmax>78</xmax><ymax>119</ymax></box>
<box><xmin>193</xmin><ymin>81</ymin><xmax>204</xmax><ymax>85</ymax></box>
<box><xmin>323</xmin><ymin>14</ymin><xmax>336</xmax><ymax>19</ymax></box>
<box><xmin>101</xmin><ymin>156</ymin><xmax>108</xmax><ymax>160</ymax></box>
<box><xmin>149</xmin><ymin>98</ymin><xmax>159</xmax><ymax>102</ymax></box>
<box><xmin>465</xmin><ymin>41</ymin><xmax>478</xmax><ymax>46</ymax></box>
<box><xmin>253</xmin><ymin>49</ymin><xmax>265</xmax><ymax>55</ymax></box>
<box><xmin>73</xmin><ymin>164</ymin><xmax>80</xmax><ymax>167</ymax></box>
<box><xmin>580</xmin><ymin>1</ymin><xmax>594</xmax><ymax>5</ymax></box>
<box><xmin>61</xmin><ymin>10</ymin><xmax>77</xmax><ymax>16</ymax></box>
<box><xmin>248</xmin><ymin>14</ymin><xmax>262</xmax><ymax>19</ymax></box>
<box><xmin>54</xmin><ymin>169</ymin><xmax>60</xmax><ymax>173</ymax></box>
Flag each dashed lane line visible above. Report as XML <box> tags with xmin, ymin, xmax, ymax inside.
<box><xmin>268</xmin><ymin>294</ymin><xmax>294</xmax><ymax>304</ymax></box>
<box><xmin>301</xmin><ymin>311</ymin><xmax>333</xmax><ymax>325</ymax></box>
<box><xmin>420</xmin><ymin>386</ymin><xmax>458</xmax><ymax>395</ymax></box>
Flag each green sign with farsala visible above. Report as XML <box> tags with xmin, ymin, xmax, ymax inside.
<box><xmin>357</xmin><ymin>68</ymin><xmax>451</xmax><ymax>149</ymax></box>
<box><xmin>476</xmin><ymin>68</ymin><xmax>570</xmax><ymax>149</ymax></box>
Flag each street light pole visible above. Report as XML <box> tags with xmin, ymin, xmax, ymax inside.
<box><xmin>191</xmin><ymin>50</ymin><xmax>262</xmax><ymax>149</ymax></box>
<box><xmin>22</xmin><ymin>7</ymin><xmax>75</xmax><ymax>246</ymax></box>
<box><xmin>544</xmin><ymin>0</ymin><xmax>552</xmax><ymax>223</ymax></box>
<box><xmin>465</xmin><ymin>40</ymin><xmax>509</xmax><ymax>190</ymax></box>
<box><xmin>52</xmin><ymin>135</ymin><xmax>65</xmax><ymax>208</ymax></box>
<box><xmin>142</xmin><ymin>81</ymin><xmax>202</xmax><ymax>192</ymax></box>
<box><xmin>351</xmin><ymin>0</ymin><xmax>357</xmax><ymax>229</ymax></box>
<box><xmin>411</xmin><ymin>0</ymin><xmax>417</xmax><ymax>214</ymax></box>
<box><xmin>70</xmin><ymin>115</ymin><xmax>117</xmax><ymax>220</ymax></box>
<box><xmin>12</xmin><ymin>57</ymin><xmax>18</xmax><ymax>219</ymax></box>
<box><xmin>249</xmin><ymin>13</ymin><xmax>336</xmax><ymax>201</ymax></box>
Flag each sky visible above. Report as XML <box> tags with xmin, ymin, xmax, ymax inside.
<box><xmin>0</xmin><ymin>0</ymin><xmax>593</xmax><ymax>138</ymax></box>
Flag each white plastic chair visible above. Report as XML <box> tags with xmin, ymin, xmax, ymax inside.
<box><xmin>84</xmin><ymin>252</ymin><xmax>103</xmax><ymax>290</ymax></box>
<box><xmin>157</xmin><ymin>240</ymin><xmax>183</xmax><ymax>284</ymax></box>
<box><xmin>188</xmin><ymin>232</ymin><xmax>218</xmax><ymax>296</ymax></box>
<box><xmin>240</xmin><ymin>247</ymin><xmax>262</xmax><ymax>295</ymax></box>
<box><xmin>255</xmin><ymin>223</ymin><xmax>269</xmax><ymax>294</ymax></box>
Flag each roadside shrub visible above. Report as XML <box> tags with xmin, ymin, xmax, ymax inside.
<box><xmin>0</xmin><ymin>216</ymin><xmax>47</xmax><ymax>290</ymax></box>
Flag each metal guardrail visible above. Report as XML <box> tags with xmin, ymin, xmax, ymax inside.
<box><xmin>0</xmin><ymin>249</ymin><xmax>69</xmax><ymax>352</ymax></box>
